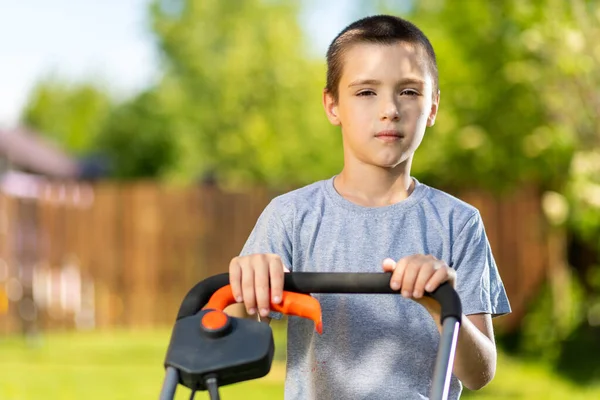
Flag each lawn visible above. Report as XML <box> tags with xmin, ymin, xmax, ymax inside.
<box><xmin>1</xmin><ymin>320</ymin><xmax>599</xmax><ymax>400</ymax></box>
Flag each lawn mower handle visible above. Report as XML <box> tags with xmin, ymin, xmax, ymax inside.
<box><xmin>176</xmin><ymin>272</ymin><xmax>462</xmax><ymax>324</ymax></box>
<box><xmin>166</xmin><ymin>272</ymin><xmax>462</xmax><ymax>400</ymax></box>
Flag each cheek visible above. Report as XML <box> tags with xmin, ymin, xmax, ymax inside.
<box><xmin>402</xmin><ymin>101</ymin><xmax>430</xmax><ymax>122</ymax></box>
<box><xmin>340</xmin><ymin>101</ymin><xmax>371</xmax><ymax>124</ymax></box>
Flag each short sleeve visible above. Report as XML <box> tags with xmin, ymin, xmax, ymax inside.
<box><xmin>451</xmin><ymin>212</ymin><xmax>511</xmax><ymax>317</ymax></box>
<box><xmin>240</xmin><ymin>198</ymin><xmax>293</xmax><ymax>270</ymax></box>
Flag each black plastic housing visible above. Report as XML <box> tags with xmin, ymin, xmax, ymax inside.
<box><xmin>164</xmin><ymin>309</ymin><xmax>274</xmax><ymax>391</ymax></box>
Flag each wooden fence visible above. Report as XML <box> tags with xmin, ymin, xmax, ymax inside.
<box><xmin>0</xmin><ymin>181</ymin><xmax>560</xmax><ymax>335</ymax></box>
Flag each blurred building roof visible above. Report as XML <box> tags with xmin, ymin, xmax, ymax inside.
<box><xmin>0</xmin><ymin>127</ymin><xmax>78</xmax><ymax>178</ymax></box>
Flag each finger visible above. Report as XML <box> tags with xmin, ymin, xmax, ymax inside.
<box><xmin>229</xmin><ymin>258</ymin><xmax>243</xmax><ymax>303</ymax></box>
<box><xmin>269</xmin><ymin>258</ymin><xmax>285</xmax><ymax>305</ymax></box>
<box><xmin>254</xmin><ymin>260</ymin><xmax>271</xmax><ymax>318</ymax></box>
<box><xmin>400</xmin><ymin>259</ymin><xmax>421</xmax><ymax>298</ymax></box>
<box><xmin>382</xmin><ymin>258</ymin><xmax>396</xmax><ymax>272</ymax></box>
<box><xmin>413</xmin><ymin>262</ymin><xmax>436</xmax><ymax>299</ymax></box>
<box><xmin>390</xmin><ymin>257</ymin><xmax>408</xmax><ymax>292</ymax></box>
<box><xmin>241</xmin><ymin>259</ymin><xmax>256</xmax><ymax>315</ymax></box>
<box><xmin>425</xmin><ymin>265</ymin><xmax>452</xmax><ymax>293</ymax></box>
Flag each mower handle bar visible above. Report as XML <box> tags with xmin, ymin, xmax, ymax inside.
<box><xmin>176</xmin><ymin>272</ymin><xmax>462</xmax><ymax>324</ymax></box>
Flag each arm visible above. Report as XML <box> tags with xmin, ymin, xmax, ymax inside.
<box><xmin>418</xmin><ymin>211</ymin><xmax>509</xmax><ymax>389</ymax></box>
<box><xmin>453</xmin><ymin>313</ymin><xmax>496</xmax><ymax>390</ymax></box>
<box><xmin>419</xmin><ymin>296</ymin><xmax>496</xmax><ymax>390</ymax></box>
<box><xmin>383</xmin><ymin>254</ymin><xmax>501</xmax><ymax>391</ymax></box>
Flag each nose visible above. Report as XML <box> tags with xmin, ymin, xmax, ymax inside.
<box><xmin>380</xmin><ymin>97</ymin><xmax>400</xmax><ymax>121</ymax></box>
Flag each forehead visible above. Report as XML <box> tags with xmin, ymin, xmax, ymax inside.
<box><xmin>339</xmin><ymin>41</ymin><xmax>432</xmax><ymax>86</ymax></box>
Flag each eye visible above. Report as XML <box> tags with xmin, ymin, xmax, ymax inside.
<box><xmin>357</xmin><ymin>90</ymin><xmax>376</xmax><ymax>97</ymax></box>
<box><xmin>401</xmin><ymin>89</ymin><xmax>419</xmax><ymax>96</ymax></box>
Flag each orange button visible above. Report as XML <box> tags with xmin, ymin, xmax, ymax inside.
<box><xmin>201</xmin><ymin>310</ymin><xmax>229</xmax><ymax>330</ymax></box>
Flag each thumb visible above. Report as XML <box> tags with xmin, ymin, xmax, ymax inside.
<box><xmin>382</xmin><ymin>258</ymin><xmax>396</xmax><ymax>272</ymax></box>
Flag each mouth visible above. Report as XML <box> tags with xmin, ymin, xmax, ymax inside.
<box><xmin>374</xmin><ymin>130</ymin><xmax>404</xmax><ymax>142</ymax></box>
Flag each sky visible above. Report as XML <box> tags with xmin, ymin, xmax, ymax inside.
<box><xmin>0</xmin><ymin>0</ymin><xmax>371</xmax><ymax>129</ymax></box>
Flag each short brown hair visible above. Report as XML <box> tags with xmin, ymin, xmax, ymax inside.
<box><xmin>325</xmin><ymin>15</ymin><xmax>439</xmax><ymax>101</ymax></box>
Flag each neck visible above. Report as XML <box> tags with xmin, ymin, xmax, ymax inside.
<box><xmin>335</xmin><ymin>157</ymin><xmax>415</xmax><ymax>207</ymax></box>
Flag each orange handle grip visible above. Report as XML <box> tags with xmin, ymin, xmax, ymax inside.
<box><xmin>203</xmin><ymin>285</ymin><xmax>236</xmax><ymax>312</ymax></box>
<box><xmin>271</xmin><ymin>291</ymin><xmax>323</xmax><ymax>334</ymax></box>
<box><xmin>202</xmin><ymin>285</ymin><xmax>323</xmax><ymax>334</ymax></box>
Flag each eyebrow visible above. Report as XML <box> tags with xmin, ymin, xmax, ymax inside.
<box><xmin>347</xmin><ymin>78</ymin><xmax>426</xmax><ymax>87</ymax></box>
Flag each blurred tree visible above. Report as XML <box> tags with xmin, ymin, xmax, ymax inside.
<box><xmin>21</xmin><ymin>77</ymin><xmax>113</xmax><ymax>155</ymax></box>
<box><xmin>149</xmin><ymin>0</ymin><xmax>341</xmax><ymax>189</ymax></box>
<box><xmin>537</xmin><ymin>0</ymin><xmax>600</xmax><ymax>246</ymax></box>
<box><xmin>95</xmin><ymin>89</ymin><xmax>178</xmax><ymax>179</ymax></box>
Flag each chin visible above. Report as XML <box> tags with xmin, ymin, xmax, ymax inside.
<box><xmin>376</xmin><ymin>154</ymin><xmax>404</xmax><ymax>167</ymax></box>
<box><xmin>376</xmin><ymin>160</ymin><xmax>402</xmax><ymax>169</ymax></box>
<box><xmin>372</xmin><ymin>150</ymin><xmax>407</xmax><ymax>166</ymax></box>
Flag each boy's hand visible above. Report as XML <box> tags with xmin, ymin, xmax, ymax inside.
<box><xmin>229</xmin><ymin>254</ymin><xmax>289</xmax><ymax>318</ymax></box>
<box><xmin>382</xmin><ymin>255</ymin><xmax>456</xmax><ymax>313</ymax></box>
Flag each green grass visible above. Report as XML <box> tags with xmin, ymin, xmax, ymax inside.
<box><xmin>0</xmin><ymin>325</ymin><xmax>286</xmax><ymax>400</ymax></box>
<box><xmin>463</xmin><ymin>354</ymin><xmax>600</xmax><ymax>399</ymax></box>
<box><xmin>1</xmin><ymin>321</ymin><xmax>599</xmax><ymax>400</ymax></box>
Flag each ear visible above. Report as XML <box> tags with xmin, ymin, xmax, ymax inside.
<box><xmin>426</xmin><ymin>90</ymin><xmax>440</xmax><ymax>127</ymax></box>
<box><xmin>323</xmin><ymin>89</ymin><xmax>341</xmax><ymax>126</ymax></box>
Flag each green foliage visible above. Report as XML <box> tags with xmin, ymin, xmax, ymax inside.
<box><xmin>518</xmin><ymin>278</ymin><xmax>585</xmax><ymax>364</ymax></box>
<box><xmin>21</xmin><ymin>77</ymin><xmax>112</xmax><ymax>155</ymax></box>
<box><xmin>566</xmin><ymin>150</ymin><xmax>600</xmax><ymax>246</ymax></box>
<box><xmin>149</xmin><ymin>0</ymin><xmax>342</xmax><ymax>188</ymax></box>
<box><xmin>95</xmin><ymin>89</ymin><xmax>177</xmax><ymax>179</ymax></box>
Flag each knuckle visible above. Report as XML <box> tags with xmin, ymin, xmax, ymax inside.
<box><xmin>229</xmin><ymin>259</ymin><xmax>241</xmax><ymax>273</ymax></box>
<box><xmin>240</xmin><ymin>259</ymin><xmax>251</xmax><ymax>270</ymax></box>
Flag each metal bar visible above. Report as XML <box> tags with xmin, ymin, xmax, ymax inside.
<box><xmin>430</xmin><ymin>317</ymin><xmax>461</xmax><ymax>400</ymax></box>
<box><xmin>159</xmin><ymin>366</ymin><xmax>179</xmax><ymax>400</ymax></box>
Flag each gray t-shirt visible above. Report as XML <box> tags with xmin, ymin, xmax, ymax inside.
<box><xmin>240</xmin><ymin>176</ymin><xmax>511</xmax><ymax>399</ymax></box>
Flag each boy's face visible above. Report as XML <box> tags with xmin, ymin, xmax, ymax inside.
<box><xmin>323</xmin><ymin>41</ymin><xmax>439</xmax><ymax>169</ymax></box>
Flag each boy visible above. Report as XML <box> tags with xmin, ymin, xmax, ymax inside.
<box><xmin>228</xmin><ymin>15</ymin><xmax>510</xmax><ymax>399</ymax></box>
